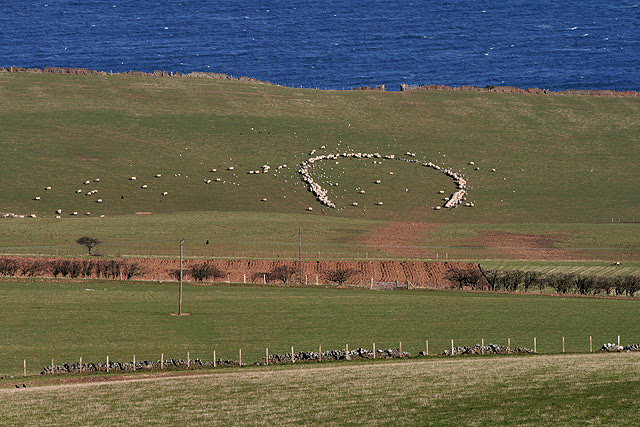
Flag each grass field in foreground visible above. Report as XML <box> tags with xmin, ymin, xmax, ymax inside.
<box><xmin>2</xmin><ymin>279</ymin><xmax>639</xmax><ymax>377</ymax></box>
<box><xmin>2</xmin><ymin>353</ymin><xmax>640</xmax><ymax>425</ymax></box>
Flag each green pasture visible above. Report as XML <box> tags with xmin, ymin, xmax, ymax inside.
<box><xmin>2</xmin><ymin>279</ymin><xmax>639</xmax><ymax>377</ymax></box>
<box><xmin>0</xmin><ymin>211</ymin><xmax>637</xmax><ymax>262</ymax></box>
<box><xmin>0</xmin><ymin>72</ymin><xmax>638</xmax><ymax>225</ymax></box>
<box><xmin>2</xmin><ymin>353</ymin><xmax>639</xmax><ymax>425</ymax></box>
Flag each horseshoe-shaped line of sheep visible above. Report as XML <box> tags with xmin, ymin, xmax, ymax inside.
<box><xmin>297</xmin><ymin>152</ymin><xmax>468</xmax><ymax>209</ymax></box>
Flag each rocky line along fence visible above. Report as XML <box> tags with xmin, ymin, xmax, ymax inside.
<box><xmin>7</xmin><ymin>335</ymin><xmax>637</xmax><ymax>378</ymax></box>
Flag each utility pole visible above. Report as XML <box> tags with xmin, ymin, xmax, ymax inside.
<box><xmin>179</xmin><ymin>238</ymin><xmax>184</xmax><ymax>315</ymax></box>
<box><xmin>298</xmin><ymin>228</ymin><xmax>303</xmax><ymax>284</ymax></box>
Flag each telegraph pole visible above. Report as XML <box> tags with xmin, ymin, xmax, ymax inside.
<box><xmin>179</xmin><ymin>238</ymin><xmax>184</xmax><ymax>315</ymax></box>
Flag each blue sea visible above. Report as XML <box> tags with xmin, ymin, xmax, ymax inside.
<box><xmin>1</xmin><ymin>1</ymin><xmax>638</xmax><ymax>91</ymax></box>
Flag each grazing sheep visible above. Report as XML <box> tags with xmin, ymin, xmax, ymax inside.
<box><xmin>359</xmin><ymin>190</ymin><xmax>366</xmax><ymax>194</ymax></box>
<box><xmin>352</xmin><ymin>202</ymin><xmax>358</xmax><ymax>206</ymax></box>
<box><xmin>100</xmin><ymin>215</ymin><xmax>105</xmax><ymax>218</ymax></box>
<box><xmin>433</xmin><ymin>206</ymin><xmax>441</xmax><ymax>210</ymax></box>
<box><xmin>96</xmin><ymin>199</ymin><xmax>103</xmax><ymax>203</ymax></box>
<box><xmin>210</xmin><ymin>168</ymin><xmax>217</xmax><ymax>172</ymax></box>
<box><xmin>389</xmin><ymin>171</ymin><xmax>394</xmax><ymax>175</ymax></box>
<box><xmin>438</xmin><ymin>190</ymin><xmax>445</xmax><ymax>194</ymax></box>
<box><xmin>85</xmin><ymin>212</ymin><xmax>91</xmax><ymax>216</ymax></box>
<box><xmin>33</xmin><ymin>196</ymin><xmax>41</xmax><ymax>201</ymax></box>
<box><xmin>306</xmin><ymin>207</ymin><xmax>313</xmax><ymax>211</ymax></box>
<box><xmin>375</xmin><ymin>180</ymin><xmax>381</xmax><ymax>184</ymax></box>
<box><xmin>94</xmin><ymin>178</ymin><xmax>100</xmax><ymax>182</ymax></box>
<box><xmin>475</xmin><ymin>167</ymin><xmax>480</xmax><ymax>171</ymax></box>
<box><xmin>161</xmin><ymin>191</ymin><xmax>168</xmax><ymax>196</ymax></box>
<box><xmin>227</xmin><ymin>166</ymin><xmax>234</xmax><ymax>171</ymax></box>
<box><xmin>261</xmin><ymin>198</ymin><xmax>268</xmax><ymax>202</ymax></box>
<box><xmin>28</xmin><ymin>213</ymin><xmax>37</xmax><ymax>218</ymax></box>
<box><xmin>76</xmin><ymin>189</ymin><xmax>82</xmax><ymax>193</ymax></box>
<box><xmin>129</xmin><ymin>176</ymin><xmax>137</xmax><ymax>180</ymax></box>
<box><xmin>376</xmin><ymin>201</ymin><xmax>384</xmax><ymax>205</ymax></box>
<box><xmin>55</xmin><ymin>215</ymin><xmax>61</xmax><ymax>219</ymax></box>
<box><xmin>71</xmin><ymin>211</ymin><xmax>78</xmax><ymax>216</ymax></box>
<box><xmin>55</xmin><ymin>209</ymin><xmax>62</xmax><ymax>214</ymax></box>
<box><xmin>215</xmin><ymin>178</ymin><xmax>221</xmax><ymax>182</ymax></box>
<box><xmin>85</xmin><ymin>192</ymin><xmax>92</xmax><ymax>196</ymax></box>
<box><xmin>155</xmin><ymin>174</ymin><xmax>162</xmax><ymax>178</ymax></box>
<box><xmin>469</xmin><ymin>161</ymin><xmax>475</xmax><ymax>165</ymax></box>
<box><xmin>490</xmin><ymin>168</ymin><xmax>496</xmax><ymax>172</ymax></box>
<box><xmin>141</xmin><ymin>185</ymin><xmax>148</xmax><ymax>189</ymax></box>
<box><xmin>84</xmin><ymin>180</ymin><xmax>90</xmax><ymax>185</ymax></box>
<box><xmin>45</xmin><ymin>186</ymin><xmax>51</xmax><ymax>191</ymax></box>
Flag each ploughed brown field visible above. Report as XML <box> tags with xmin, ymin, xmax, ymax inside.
<box><xmin>1</xmin><ymin>256</ymin><xmax>484</xmax><ymax>288</ymax></box>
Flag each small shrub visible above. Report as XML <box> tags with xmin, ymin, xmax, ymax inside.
<box><xmin>20</xmin><ymin>260</ymin><xmax>47</xmax><ymax>277</ymax></box>
<box><xmin>190</xmin><ymin>262</ymin><xmax>225</xmax><ymax>282</ymax></box>
<box><xmin>123</xmin><ymin>262</ymin><xmax>145</xmax><ymax>279</ymax></box>
<box><xmin>447</xmin><ymin>268</ymin><xmax>483</xmax><ymax>290</ymax></box>
<box><xmin>267</xmin><ymin>265</ymin><xmax>296</xmax><ymax>284</ymax></box>
<box><xmin>324</xmin><ymin>268</ymin><xmax>357</xmax><ymax>285</ymax></box>
<box><xmin>0</xmin><ymin>258</ymin><xmax>19</xmax><ymax>276</ymax></box>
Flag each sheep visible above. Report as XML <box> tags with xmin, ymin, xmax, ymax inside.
<box><xmin>438</xmin><ymin>190</ymin><xmax>445</xmax><ymax>194</ymax></box>
<box><xmin>129</xmin><ymin>176</ymin><xmax>136</xmax><ymax>180</ymax></box>
<box><xmin>100</xmin><ymin>215</ymin><xmax>105</xmax><ymax>218</ymax></box>
<box><xmin>469</xmin><ymin>161</ymin><xmax>475</xmax><ymax>165</ymax></box>
<box><xmin>55</xmin><ymin>215</ymin><xmax>61</xmax><ymax>219</ymax></box>
<box><xmin>96</xmin><ymin>199</ymin><xmax>103</xmax><ymax>203</ymax></box>
<box><xmin>84</xmin><ymin>212</ymin><xmax>91</xmax><ymax>216</ymax></box>
<box><xmin>94</xmin><ymin>178</ymin><xmax>100</xmax><ymax>182</ymax></box>
<box><xmin>215</xmin><ymin>178</ymin><xmax>221</xmax><ymax>182</ymax></box>
<box><xmin>227</xmin><ymin>167</ymin><xmax>234</xmax><ymax>171</ymax></box>
<box><xmin>375</xmin><ymin>180</ymin><xmax>381</xmax><ymax>184</ymax></box>
<box><xmin>141</xmin><ymin>185</ymin><xmax>148</xmax><ymax>189</ymax></box>
<box><xmin>45</xmin><ymin>186</ymin><xmax>52</xmax><ymax>191</ymax></box>
<box><xmin>433</xmin><ymin>206</ymin><xmax>441</xmax><ymax>210</ymax></box>
<box><xmin>85</xmin><ymin>192</ymin><xmax>92</xmax><ymax>196</ymax></box>
<box><xmin>306</xmin><ymin>207</ymin><xmax>313</xmax><ymax>211</ymax></box>
<box><xmin>376</xmin><ymin>201</ymin><xmax>384</xmax><ymax>205</ymax></box>
<box><xmin>84</xmin><ymin>180</ymin><xmax>90</xmax><ymax>185</ymax></box>
<box><xmin>161</xmin><ymin>191</ymin><xmax>168</xmax><ymax>196</ymax></box>
<box><xmin>210</xmin><ymin>168</ymin><xmax>217</xmax><ymax>172</ymax></box>
<box><xmin>33</xmin><ymin>196</ymin><xmax>41</xmax><ymax>201</ymax></box>
<box><xmin>261</xmin><ymin>198</ymin><xmax>268</xmax><ymax>202</ymax></box>
<box><xmin>475</xmin><ymin>167</ymin><xmax>480</xmax><ymax>171</ymax></box>
<box><xmin>359</xmin><ymin>190</ymin><xmax>366</xmax><ymax>194</ymax></box>
<box><xmin>352</xmin><ymin>202</ymin><xmax>358</xmax><ymax>206</ymax></box>
<box><xmin>490</xmin><ymin>168</ymin><xmax>496</xmax><ymax>172</ymax></box>
<box><xmin>55</xmin><ymin>209</ymin><xmax>62</xmax><ymax>214</ymax></box>
<box><xmin>155</xmin><ymin>174</ymin><xmax>162</xmax><ymax>178</ymax></box>
<box><xmin>248</xmin><ymin>170</ymin><xmax>255</xmax><ymax>174</ymax></box>
<box><xmin>71</xmin><ymin>211</ymin><xmax>78</xmax><ymax>216</ymax></box>
<box><xmin>76</xmin><ymin>189</ymin><xmax>82</xmax><ymax>193</ymax></box>
<box><xmin>28</xmin><ymin>213</ymin><xmax>37</xmax><ymax>218</ymax></box>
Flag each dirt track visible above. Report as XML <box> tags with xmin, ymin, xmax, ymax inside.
<box><xmin>2</xmin><ymin>256</ymin><xmax>486</xmax><ymax>288</ymax></box>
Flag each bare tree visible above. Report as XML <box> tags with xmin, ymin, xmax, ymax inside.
<box><xmin>447</xmin><ymin>268</ymin><xmax>483</xmax><ymax>290</ymax></box>
<box><xmin>76</xmin><ymin>236</ymin><xmax>101</xmax><ymax>255</ymax></box>
<box><xmin>325</xmin><ymin>268</ymin><xmax>357</xmax><ymax>285</ymax></box>
<box><xmin>267</xmin><ymin>265</ymin><xmax>296</xmax><ymax>284</ymax></box>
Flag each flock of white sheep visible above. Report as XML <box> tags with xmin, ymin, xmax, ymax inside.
<box><xmin>296</xmin><ymin>151</ymin><xmax>474</xmax><ymax>211</ymax></box>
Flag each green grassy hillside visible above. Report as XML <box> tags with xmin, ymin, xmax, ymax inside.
<box><xmin>3</xmin><ymin>354</ymin><xmax>639</xmax><ymax>425</ymax></box>
<box><xmin>2</xmin><ymin>279</ymin><xmax>639</xmax><ymax>376</ymax></box>
<box><xmin>0</xmin><ymin>73</ymin><xmax>638</xmax><ymax>259</ymax></box>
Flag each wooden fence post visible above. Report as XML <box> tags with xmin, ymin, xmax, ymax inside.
<box><xmin>187</xmin><ymin>351</ymin><xmax>190</xmax><ymax>368</ymax></box>
<box><xmin>346</xmin><ymin>344</ymin><xmax>350</xmax><ymax>360</ymax></box>
<box><xmin>373</xmin><ymin>342</ymin><xmax>376</xmax><ymax>358</ymax></box>
<box><xmin>534</xmin><ymin>337</ymin><xmax>537</xmax><ymax>353</ymax></box>
<box><xmin>451</xmin><ymin>339</ymin><xmax>454</xmax><ymax>353</ymax></box>
<box><xmin>291</xmin><ymin>346</ymin><xmax>295</xmax><ymax>363</ymax></box>
<box><xmin>23</xmin><ymin>359</ymin><xmax>26</xmax><ymax>377</ymax></box>
<box><xmin>426</xmin><ymin>340</ymin><xmax>429</xmax><ymax>356</ymax></box>
<box><xmin>51</xmin><ymin>358</ymin><xmax>54</xmax><ymax>372</ymax></box>
<box><xmin>243</xmin><ymin>273</ymin><xmax>246</xmax><ymax>284</ymax></box>
<box><xmin>618</xmin><ymin>335</ymin><xmax>621</xmax><ymax>346</ymax></box>
<box><xmin>80</xmin><ymin>357</ymin><xmax>83</xmax><ymax>373</ymax></box>
<box><xmin>106</xmin><ymin>355</ymin><xmax>109</xmax><ymax>373</ymax></box>
<box><xmin>239</xmin><ymin>349</ymin><xmax>242</xmax><ymax>366</ymax></box>
<box><xmin>161</xmin><ymin>353</ymin><xmax>164</xmax><ymax>369</ymax></box>
<box><xmin>133</xmin><ymin>354</ymin><xmax>136</xmax><ymax>371</ymax></box>
<box><xmin>266</xmin><ymin>348</ymin><xmax>269</xmax><ymax>365</ymax></box>
<box><xmin>263</xmin><ymin>274</ymin><xmax>266</xmax><ymax>284</ymax></box>
<box><xmin>213</xmin><ymin>350</ymin><xmax>216</xmax><ymax>368</ymax></box>
<box><xmin>315</xmin><ymin>275</ymin><xmax>318</xmax><ymax>285</ymax></box>
<box><xmin>399</xmin><ymin>341</ymin><xmax>402</xmax><ymax>355</ymax></box>
<box><xmin>562</xmin><ymin>336</ymin><xmax>565</xmax><ymax>353</ymax></box>
<box><xmin>319</xmin><ymin>344</ymin><xmax>322</xmax><ymax>361</ymax></box>
<box><xmin>589</xmin><ymin>336</ymin><xmax>592</xmax><ymax>353</ymax></box>
<box><xmin>507</xmin><ymin>338</ymin><xmax>511</xmax><ymax>352</ymax></box>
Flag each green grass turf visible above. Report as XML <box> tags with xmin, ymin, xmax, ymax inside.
<box><xmin>2</xmin><ymin>353</ymin><xmax>640</xmax><ymax>425</ymax></box>
<box><xmin>0</xmin><ymin>72</ymin><xmax>638</xmax><ymax>261</ymax></box>
<box><xmin>2</xmin><ymin>279</ymin><xmax>639</xmax><ymax>377</ymax></box>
